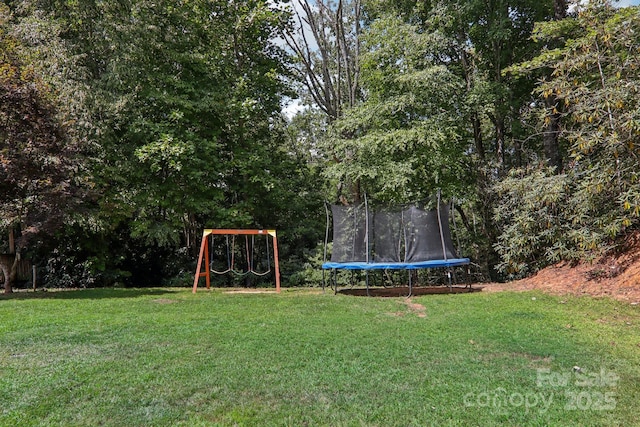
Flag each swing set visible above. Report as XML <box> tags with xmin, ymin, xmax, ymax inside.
<box><xmin>192</xmin><ymin>229</ymin><xmax>281</xmax><ymax>293</ymax></box>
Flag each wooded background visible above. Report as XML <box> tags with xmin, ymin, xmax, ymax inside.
<box><xmin>1</xmin><ymin>0</ymin><xmax>639</xmax><ymax>292</ymax></box>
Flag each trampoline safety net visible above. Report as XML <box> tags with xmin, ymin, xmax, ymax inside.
<box><xmin>327</xmin><ymin>202</ymin><xmax>461</xmax><ymax>264</ymax></box>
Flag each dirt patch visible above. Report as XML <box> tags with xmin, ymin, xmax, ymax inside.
<box><xmin>387</xmin><ymin>311</ymin><xmax>406</xmax><ymax>317</ymax></box>
<box><xmin>483</xmin><ymin>233</ymin><xmax>640</xmax><ymax>303</ymax></box>
<box><xmin>404</xmin><ymin>298</ymin><xmax>427</xmax><ymax>317</ymax></box>
<box><xmin>482</xmin><ymin>262</ymin><xmax>640</xmax><ymax>303</ymax></box>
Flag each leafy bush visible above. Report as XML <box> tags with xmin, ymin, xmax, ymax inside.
<box><xmin>494</xmin><ymin>3</ymin><xmax>640</xmax><ymax>279</ymax></box>
<box><xmin>286</xmin><ymin>242</ymin><xmax>329</xmax><ymax>287</ymax></box>
<box><xmin>43</xmin><ymin>247</ymin><xmax>126</xmax><ymax>289</ymax></box>
<box><xmin>493</xmin><ymin>167</ymin><xmax>574</xmax><ymax>279</ymax></box>
<box><xmin>494</xmin><ymin>162</ymin><xmax>640</xmax><ymax>280</ymax></box>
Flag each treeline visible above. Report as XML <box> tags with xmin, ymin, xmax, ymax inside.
<box><xmin>0</xmin><ymin>0</ymin><xmax>323</xmax><ymax>292</ymax></box>
<box><xmin>285</xmin><ymin>0</ymin><xmax>640</xmax><ymax>279</ymax></box>
<box><xmin>1</xmin><ymin>0</ymin><xmax>639</xmax><ymax>292</ymax></box>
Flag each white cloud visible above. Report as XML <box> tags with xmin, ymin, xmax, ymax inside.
<box><xmin>282</xmin><ymin>98</ymin><xmax>305</xmax><ymax>119</ymax></box>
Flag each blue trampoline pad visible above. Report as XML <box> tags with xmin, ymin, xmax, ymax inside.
<box><xmin>322</xmin><ymin>258</ymin><xmax>470</xmax><ymax>270</ymax></box>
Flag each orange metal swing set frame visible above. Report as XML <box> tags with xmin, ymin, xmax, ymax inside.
<box><xmin>192</xmin><ymin>229</ymin><xmax>281</xmax><ymax>293</ymax></box>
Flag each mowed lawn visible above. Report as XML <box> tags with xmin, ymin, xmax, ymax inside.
<box><xmin>1</xmin><ymin>287</ymin><xmax>639</xmax><ymax>426</ymax></box>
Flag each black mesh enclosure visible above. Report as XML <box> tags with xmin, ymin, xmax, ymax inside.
<box><xmin>329</xmin><ymin>202</ymin><xmax>458</xmax><ymax>263</ymax></box>
<box><xmin>403</xmin><ymin>204</ymin><xmax>457</xmax><ymax>262</ymax></box>
<box><xmin>330</xmin><ymin>204</ymin><xmax>372</xmax><ymax>262</ymax></box>
<box><xmin>373</xmin><ymin>210</ymin><xmax>403</xmax><ymax>262</ymax></box>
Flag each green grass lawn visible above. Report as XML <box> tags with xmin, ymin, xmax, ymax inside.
<box><xmin>1</xmin><ymin>287</ymin><xmax>639</xmax><ymax>426</ymax></box>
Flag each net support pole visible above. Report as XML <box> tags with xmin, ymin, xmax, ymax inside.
<box><xmin>364</xmin><ymin>193</ymin><xmax>370</xmax><ymax>297</ymax></box>
<box><xmin>437</xmin><ymin>190</ymin><xmax>453</xmax><ymax>292</ymax></box>
<box><xmin>322</xmin><ymin>202</ymin><xmax>331</xmax><ymax>292</ymax></box>
<box><xmin>436</xmin><ymin>189</ymin><xmax>448</xmax><ymax>262</ymax></box>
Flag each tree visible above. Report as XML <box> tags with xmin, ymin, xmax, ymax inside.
<box><xmin>541</xmin><ymin>0</ymin><xmax>568</xmax><ymax>171</ymax></box>
<box><xmin>281</xmin><ymin>0</ymin><xmax>367</xmax><ymax>203</ymax></box>
<box><xmin>495</xmin><ymin>1</ymin><xmax>640</xmax><ymax>275</ymax></box>
<box><xmin>282</xmin><ymin>0</ymin><xmax>363</xmax><ymax>122</ymax></box>
<box><xmin>0</xmin><ymin>4</ymin><xmax>87</xmax><ymax>292</ymax></box>
<box><xmin>424</xmin><ymin>0</ymin><xmax>555</xmax><ymax>167</ymax></box>
<box><xmin>538</xmin><ymin>1</ymin><xmax>640</xmax><ymax>244</ymax></box>
<box><xmin>3</xmin><ymin>0</ymin><xmax>326</xmax><ymax>288</ymax></box>
<box><xmin>324</xmin><ymin>15</ymin><xmax>469</xmax><ymax>203</ymax></box>
<box><xmin>21</xmin><ymin>1</ymin><xmax>293</xmax><ymax>236</ymax></box>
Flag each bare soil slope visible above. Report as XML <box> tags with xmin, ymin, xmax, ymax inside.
<box><xmin>485</xmin><ymin>233</ymin><xmax>640</xmax><ymax>303</ymax></box>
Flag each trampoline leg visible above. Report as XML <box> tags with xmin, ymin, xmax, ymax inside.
<box><xmin>366</xmin><ymin>271</ymin><xmax>370</xmax><ymax>297</ymax></box>
<box><xmin>407</xmin><ymin>270</ymin><xmax>413</xmax><ymax>298</ymax></box>
<box><xmin>333</xmin><ymin>269</ymin><xmax>338</xmax><ymax>295</ymax></box>
<box><xmin>447</xmin><ymin>269</ymin><xmax>452</xmax><ymax>292</ymax></box>
<box><xmin>322</xmin><ymin>269</ymin><xmax>326</xmax><ymax>293</ymax></box>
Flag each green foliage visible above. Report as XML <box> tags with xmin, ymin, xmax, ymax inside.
<box><xmin>324</xmin><ymin>15</ymin><xmax>469</xmax><ymax>203</ymax></box>
<box><xmin>283</xmin><ymin>241</ymin><xmax>327</xmax><ymax>287</ymax></box>
<box><xmin>1</xmin><ymin>0</ymin><xmax>327</xmax><ymax>288</ymax></box>
<box><xmin>4</xmin><ymin>0</ymin><xmax>640</xmax><ymax>287</ymax></box>
<box><xmin>496</xmin><ymin>2</ymin><xmax>640</xmax><ymax>277</ymax></box>
<box><xmin>541</xmin><ymin>3</ymin><xmax>640</xmax><ymax>242</ymax></box>
<box><xmin>43</xmin><ymin>245</ymin><xmax>128</xmax><ymax>289</ymax></box>
<box><xmin>0</xmin><ymin>4</ymin><xmax>92</xmax><ymax>292</ymax></box>
<box><xmin>0</xmin><ymin>6</ymin><xmax>77</xmax><ymax>234</ymax></box>
<box><xmin>427</xmin><ymin>0</ymin><xmax>555</xmax><ymax>162</ymax></box>
<box><xmin>87</xmin><ymin>0</ymin><xmax>293</xmax><ymax>246</ymax></box>
<box><xmin>494</xmin><ymin>167</ymin><xmax>573</xmax><ymax>278</ymax></box>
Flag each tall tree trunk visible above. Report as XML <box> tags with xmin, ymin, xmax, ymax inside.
<box><xmin>458</xmin><ymin>31</ymin><xmax>485</xmax><ymax>161</ymax></box>
<box><xmin>554</xmin><ymin>0</ymin><xmax>567</xmax><ymax>20</ymax></box>
<box><xmin>2</xmin><ymin>229</ymin><xmax>17</xmax><ymax>293</ymax></box>
<box><xmin>475</xmin><ymin>170</ymin><xmax>502</xmax><ymax>281</ymax></box>
<box><xmin>472</xmin><ymin>113</ymin><xmax>485</xmax><ymax>160</ymax></box>
<box><xmin>492</xmin><ymin>115</ymin><xmax>505</xmax><ymax>166</ymax></box>
<box><xmin>543</xmin><ymin>95</ymin><xmax>562</xmax><ymax>170</ymax></box>
<box><xmin>1</xmin><ymin>255</ymin><xmax>15</xmax><ymax>294</ymax></box>
<box><xmin>543</xmin><ymin>0</ymin><xmax>567</xmax><ymax>172</ymax></box>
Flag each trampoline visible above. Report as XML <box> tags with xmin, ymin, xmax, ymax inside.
<box><xmin>322</xmin><ymin>192</ymin><xmax>471</xmax><ymax>296</ymax></box>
